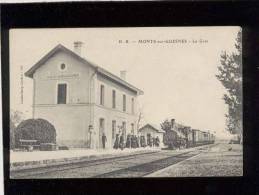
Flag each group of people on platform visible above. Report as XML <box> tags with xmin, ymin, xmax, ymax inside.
<box><xmin>112</xmin><ymin>133</ymin><xmax>160</xmax><ymax>150</ymax></box>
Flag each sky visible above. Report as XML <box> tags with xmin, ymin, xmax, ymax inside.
<box><xmin>10</xmin><ymin>27</ymin><xmax>241</xmax><ymax>139</ymax></box>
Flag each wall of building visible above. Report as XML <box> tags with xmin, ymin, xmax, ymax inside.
<box><xmin>33</xmin><ymin>51</ymin><xmax>94</xmax><ymax>106</ymax></box>
<box><xmin>34</xmin><ymin>104</ymin><xmax>91</xmax><ymax>148</ymax></box>
<box><xmin>32</xmin><ymin>50</ymin><xmax>96</xmax><ymax>148</ymax></box>
<box><xmin>96</xmin><ymin>74</ymin><xmax>138</xmax><ymax>115</ymax></box>
<box><xmin>91</xmin><ymin>74</ymin><xmax>139</xmax><ymax>149</ymax></box>
<box><xmin>139</xmin><ymin>126</ymin><xmax>164</xmax><ymax>146</ymax></box>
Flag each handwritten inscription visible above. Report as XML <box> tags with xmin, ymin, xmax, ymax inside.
<box><xmin>20</xmin><ymin>66</ymin><xmax>24</xmax><ymax>104</ymax></box>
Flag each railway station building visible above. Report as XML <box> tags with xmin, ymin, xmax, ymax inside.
<box><xmin>25</xmin><ymin>42</ymin><xmax>144</xmax><ymax>149</ymax></box>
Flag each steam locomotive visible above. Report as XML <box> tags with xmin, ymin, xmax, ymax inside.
<box><xmin>163</xmin><ymin>119</ymin><xmax>215</xmax><ymax>149</ymax></box>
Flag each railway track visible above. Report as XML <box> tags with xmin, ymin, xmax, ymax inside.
<box><xmin>10</xmin><ymin>150</ymin><xmax>160</xmax><ymax>179</ymax></box>
<box><xmin>93</xmin><ymin>144</ymin><xmax>218</xmax><ymax>178</ymax></box>
<box><xmin>93</xmin><ymin>150</ymin><xmax>200</xmax><ymax>178</ymax></box>
<box><xmin>11</xmin><ymin>144</ymin><xmax>217</xmax><ymax>178</ymax></box>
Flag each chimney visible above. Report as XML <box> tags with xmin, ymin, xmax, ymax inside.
<box><xmin>120</xmin><ymin>70</ymin><xmax>127</xmax><ymax>80</ymax></box>
<box><xmin>171</xmin><ymin>119</ymin><xmax>175</xmax><ymax>128</ymax></box>
<box><xmin>74</xmin><ymin>41</ymin><xmax>83</xmax><ymax>56</ymax></box>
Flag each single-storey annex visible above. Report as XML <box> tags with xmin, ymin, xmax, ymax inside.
<box><xmin>138</xmin><ymin>123</ymin><xmax>165</xmax><ymax>147</ymax></box>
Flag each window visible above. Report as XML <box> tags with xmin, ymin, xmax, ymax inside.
<box><xmin>112</xmin><ymin>120</ymin><xmax>116</xmax><ymax>139</ymax></box>
<box><xmin>131</xmin><ymin>123</ymin><xmax>134</xmax><ymax>134</ymax></box>
<box><xmin>112</xmin><ymin>90</ymin><xmax>116</xmax><ymax>108</ymax></box>
<box><xmin>100</xmin><ymin>85</ymin><xmax>104</xmax><ymax>105</ymax></box>
<box><xmin>60</xmin><ymin>63</ymin><xmax>66</xmax><ymax>70</ymax></box>
<box><xmin>59</xmin><ymin>63</ymin><xmax>67</xmax><ymax>71</ymax></box>
<box><xmin>131</xmin><ymin>98</ymin><xmax>135</xmax><ymax>114</ymax></box>
<box><xmin>57</xmin><ymin>83</ymin><xmax>67</xmax><ymax>104</ymax></box>
<box><xmin>123</xmin><ymin>94</ymin><xmax>126</xmax><ymax>112</ymax></box>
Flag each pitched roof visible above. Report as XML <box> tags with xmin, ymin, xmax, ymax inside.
<box><xmin>25</xmin><ymin>44</ymin><xmax>144</xmax><ymax>95</ymax></box>
<box><xmin>139</xmin><ymin>123</ymin><xmax>165</xmax><ymax>133</ymax></box>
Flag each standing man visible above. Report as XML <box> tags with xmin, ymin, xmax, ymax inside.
<box><xmin>155</xmin><ymin>136</ymin><xmax>160</xmax><ymax>147</ymax></box>
<box><xmin>102</xmin><ymin>133</ymin><xmax>107</xmax><ymax>149</ymax></box>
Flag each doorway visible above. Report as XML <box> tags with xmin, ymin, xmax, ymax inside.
<box><xmin>147</xmin><ymin>133</ymin><xmax>151</xmax><ymax>146</ymax></box>
<box><xmin>122</xmin><ymin>122</ymin><xmax>126</xmax><ymax>140</ymax></box>
<box><xmin>99</xmin><ymin>118</ymin><xmax>105</xmax><ymax>148</ymax></box>
<box><xmin>112</xmin><ymin>120</ymin><xmax>116</xmax><ymax>147</ymax></box>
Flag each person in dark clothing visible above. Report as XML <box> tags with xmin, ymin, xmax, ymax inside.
<box><xmin>136</xmin><ymin>136</ymin><xmax>140</xmax><ymax>148</ymax></box>
<box><xmin>147</xmin><ymin>135</ymin><xmax>150</xmax><ymax>146</ymax></box>
<box><xmin>152</xmin><ymin>137</ymin><xmax>156</xmax><ymax>147</ymax></box>
<box><xmin>149</xmin><ymin>136</ymin><xmax>153</xmax><ymax>147</ymax></box>
<box><xmin>134</xmin><ymin>135</ymin><xmax>138</xmax><ymax>148</ymax></box>
<box><xmin>102</xmin><ymin>133</ymin><xmax>107</xmax><ymax>149</ymax></box>
<box><xmin>126</xmin><ymin>134</ymin><xmax>131</xmax><ymax>148</ymax></box>
<box><xmin>119</xmin><ymin>133</ymin><xmax>125</xmax><ymax>150</ymax></box>
<box><xmin>140</xmin><ymin>136</ymin><xmax>143</xmax><ymax>147</ymax></box>
<box><xmin>140</xmin><ymin>135</ymin><xmax>146</xmax><ymax>147</ymax></box>
<box><xmin>113</xmin><ymin>134</ymin><xmax>119</xmax><ymax>149</ymax></box>
<box><xmin>155</xmin><ymin>136</ymin><xmax>160</xmax><ymax>147</ymax></box>
<box><xmin>131</xmin><ymin>135</ymin><xmax>135</xmax><ymax>148</ymax></box>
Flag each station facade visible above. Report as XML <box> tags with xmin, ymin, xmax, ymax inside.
<box><xmin>25</xmin><ymin>42</ymin><xmax>144</xmax><ymax>149</ymax></box>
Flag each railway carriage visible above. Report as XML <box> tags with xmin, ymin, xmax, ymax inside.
<box><xmin>184</xmin><ymin>126</ymin><xmax>193</xmax><ymax>148</ymax></box>
<box><xmin>208</xmin><ymin>133</ymin><xmax>215</xmax><ymax>144</ymax></box>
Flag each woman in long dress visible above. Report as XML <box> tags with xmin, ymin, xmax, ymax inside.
<box><xmin>113</xmin><ymin>134</ymin><xmax>119</xmax><ymax>149</ymax></box>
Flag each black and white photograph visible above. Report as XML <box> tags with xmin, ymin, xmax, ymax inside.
<box><xmin>9</xmin><ymin>27</ymin><xmax>243</xmax><ymax>179</ymax></box>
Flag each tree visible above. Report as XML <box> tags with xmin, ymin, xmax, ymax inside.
<box><xmin>216</xmin><ymin>30</ymin><xmax>242</xmax><ymax>143</ymax></box>
<box><xmin>160</xmin><ymin>119</ymin><xmax>172</xmax><ymax>132</ymax></box>
<box><xmin>136</xmin><ymin>111</ymin><xmax>144</xmax><ymax>135</ymax></box>
<box><xmin>10</xmin><ymin>109</ymin><xmax>25</xmax><ymax>126</ymax></box>
<box><xmin>10</xmin><ymin>109</ymin><xmax>25</xmax><ymax>149</ymax></box>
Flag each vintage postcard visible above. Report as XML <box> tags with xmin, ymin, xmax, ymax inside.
<box><xmin>9</xmin><ymin>27</ymin><xmax>243</xmax><ymax>178</ymax></box>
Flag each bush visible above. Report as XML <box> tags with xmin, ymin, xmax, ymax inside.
<box><xmin>15</xmin><ymin>118</ymin><xmax>56</xmax><ymax>147</ymax></box>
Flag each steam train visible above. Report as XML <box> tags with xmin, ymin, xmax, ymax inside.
<box><xmin>163</xmin><ymin>119</ymin><xmax>215</xmax><ymax>149</ymax></box>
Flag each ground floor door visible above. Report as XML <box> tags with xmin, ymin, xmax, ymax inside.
<box><xmin>99</xmin><ymin>118</ymin><xmax>105</xmax><ymax>149</ymax></box>
<box><xmin>147</xmin><ymin>133</ymin><xmax>151</xmax><ymax>146</ymax></box>
<box><xmin>122</xmin><ymin>122</ymin><xmax>126</xmax><ymax>140</ymax></box>
<box><xmin>112</xmin><ymin>120</ymin><xmax>116</xmax><ymax>148</ymax></box>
